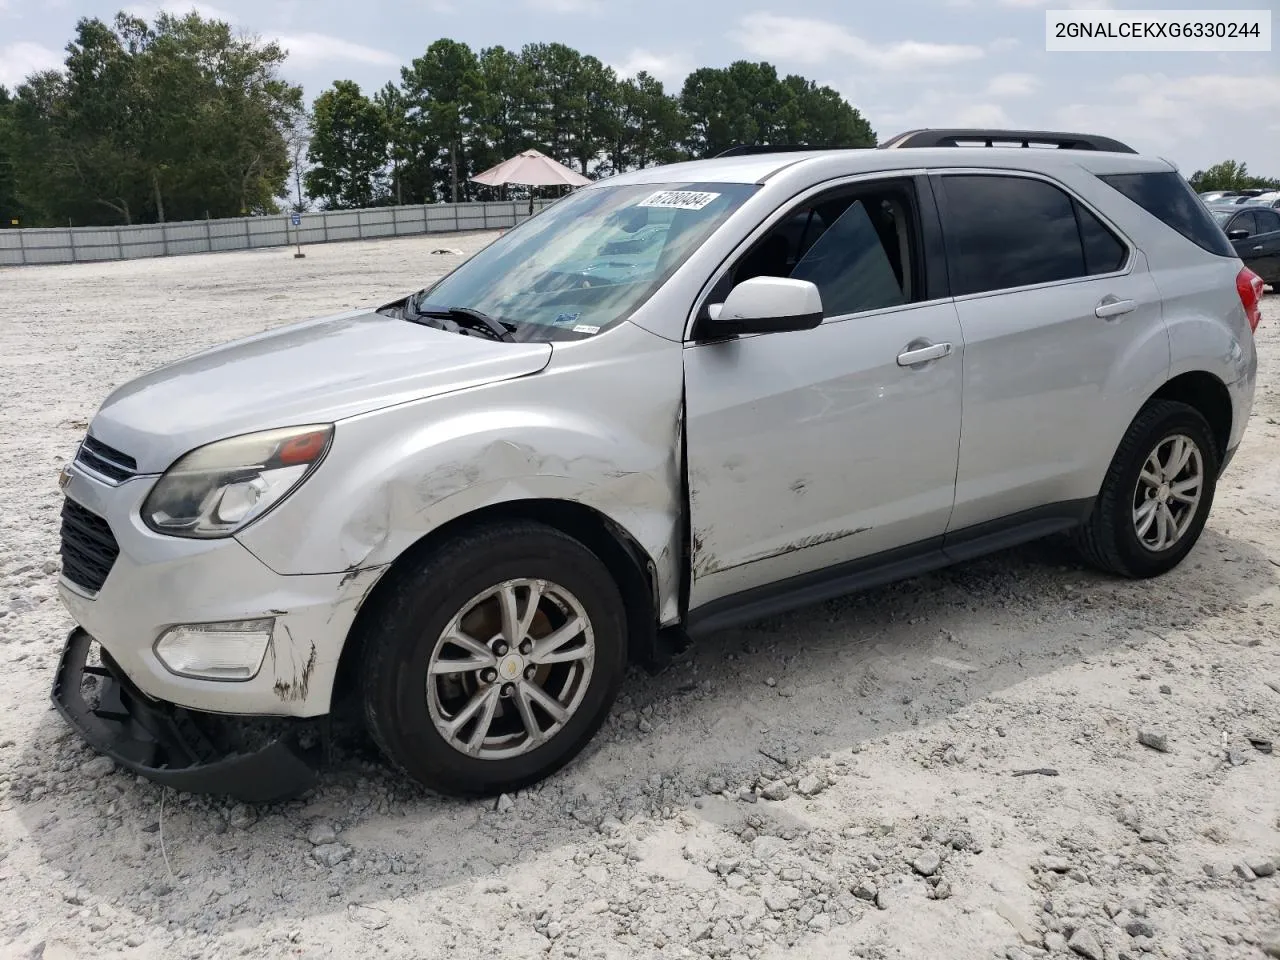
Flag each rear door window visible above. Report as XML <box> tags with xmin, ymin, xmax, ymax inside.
<box><xmin>938</xmin><ymin>174</ymin><xmax>1089</xmax><ymax>296</ymax></box>
<box><xmin>1252</xmin><ymin>209</ymin><xmax>1280</xmax><ymax>234</ymax></box>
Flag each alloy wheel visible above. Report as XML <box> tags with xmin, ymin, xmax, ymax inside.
<box><xmin>426</xmin><ymin>578</ymin><xmax>595</xmax><ymax>760</ymax></box>
<box><xmin>1131</xmin><ymin>433</ymin><xmax>1204</xmax><ymax>552</ymax></box>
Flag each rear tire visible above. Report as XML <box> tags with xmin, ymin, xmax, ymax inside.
<box><xmin>1073</xmin><ymin>400</ymin><xmax>1219</xmax><ymax>578</ymax></box>
<box><xmin>359</xmin><ymin>521</ymin><xmax>628</xmax><ymax>796</ymax></box>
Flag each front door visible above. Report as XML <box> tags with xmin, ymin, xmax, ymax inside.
<box><xmin>683</xmin><ymin>175</ymin><xmax>964</xmax><ymax>610</ymax></box>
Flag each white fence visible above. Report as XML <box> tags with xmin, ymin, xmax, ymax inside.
<box><xmin>0</xmin><ymin>199</ymin><xmax>555</xmax><ymax>267</ymax></box>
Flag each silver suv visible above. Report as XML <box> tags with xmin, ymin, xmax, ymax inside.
<box><xmin>52</xmin><ymin>128</ymin><xmax>1264</xmax><ymax>802</ymax></box>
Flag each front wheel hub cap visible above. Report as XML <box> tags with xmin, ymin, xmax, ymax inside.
<box><xmin>497</xmin><ymin>654</ymin><xmax>525</xmax><ymax>682</ymax></box>
<box><xmin>425</xmin><ymin>578</ymin><xmax>596</xmax><ymax>760</ymax></box>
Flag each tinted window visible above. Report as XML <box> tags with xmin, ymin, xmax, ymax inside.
<box><xmin>1075</xmin><ymin>203</ymin><xmax>1127</xmax><ymax>275</ymax></box>
<box><xmin>1254</xmin><ymin>209</ymin><xmax>1280</xmax><ymax>234</ymax></box>
<box><xmin>1099</xmin><ymin>171</ymin><xmax>1236</xmax><ymax>258</ymax></box>
<box><xmin>1229</xmin><ymin>212</ymin><xmax>1258</xmax><ymax>237</ymax></box>
<box><xmin>719</xmin><ymin>182</ymin><xmax>918</xmax><ymax>318</ymax></box>
<box><xmin>940</xmin><ymin>175</ymin><xmax>1085</xmax><ymax>296</ymax></box>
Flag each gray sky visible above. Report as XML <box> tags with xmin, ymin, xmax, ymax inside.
<box><xmin>2</xmin><ymin>0</ymin><xmax>1276</xmax><ymax>175</ymax></box>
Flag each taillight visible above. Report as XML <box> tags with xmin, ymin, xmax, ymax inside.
<box><xmin>1237</xmin><ymin>266</ymin><xmax>1264</xmax><ymax>333</ymax></box>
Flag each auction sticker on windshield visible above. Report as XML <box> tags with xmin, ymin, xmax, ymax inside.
<box><xmin>636</xmin><ymin>190</ymin><xmax>721</xmax><ymax>211</ymax></box>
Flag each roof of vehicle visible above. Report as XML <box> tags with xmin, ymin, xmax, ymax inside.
<box><xmin>593</xmin><ymin>145</ymin><xmax>1171</xmax><ymax>189</ymax></box>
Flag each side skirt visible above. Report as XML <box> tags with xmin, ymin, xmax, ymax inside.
<box><xmin>684</xmin><ymin>498</ymin><xmax>1094</xmax><ymax>639</ymax></box>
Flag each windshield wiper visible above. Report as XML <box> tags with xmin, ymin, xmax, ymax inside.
<box><xmin>405</xmin><ymin>296</ymin><xmax>517</xmax><ymax>343</ymax></box>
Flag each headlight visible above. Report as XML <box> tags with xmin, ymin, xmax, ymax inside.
<box><xmin>141</xmin><ymin>425</ymin><xmax>333</xmax><ymax>539</ymax></box>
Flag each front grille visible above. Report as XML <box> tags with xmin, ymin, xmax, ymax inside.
<box><xmin>60</xmin><ymin>499</ymin><xmax>120</xmax><ymax>594</ymax></box>
<box><xmin>75</xmin><ymin>435</ymin><xmax>138</xmax><ymax>483</ymax></box>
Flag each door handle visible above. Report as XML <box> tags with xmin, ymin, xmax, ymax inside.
<box><xmin>896</xmin><ymin>341</ymin><xmax>952</xmax><ymax>366</ymax></box>
<box><xmin>1095</xmin><ymin>297</ymin><xmax>1137</xmax><ymax>319</ymax></box>
<box><xmin>1252</xmin><ymin>245</ymin><xmax>1264</xmax><ymax>252</ymax></box>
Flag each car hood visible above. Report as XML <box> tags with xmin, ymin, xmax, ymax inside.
<box><xmin>88</xmin><ymin>309</ymin><xmax>553</xmax><ymax>473</ymax></box>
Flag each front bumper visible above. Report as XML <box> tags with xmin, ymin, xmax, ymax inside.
<box><xmin>52</xmin><ymin>628</ymin><xmax>321</xmax><ymax>802</ymax></box>
<box><xmin>56</xmin><ymin>461</ymin><xmax>385</xmax><ymax>717</ymax></box>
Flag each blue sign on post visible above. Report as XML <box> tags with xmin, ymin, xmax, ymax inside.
<box><xmin>290</xmin><ymin>211</ymin><xmax>305</xmax><ymax>258</ymax></box>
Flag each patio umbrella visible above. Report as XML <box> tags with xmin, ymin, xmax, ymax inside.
<box><xmin>470</xmin><ymin>149</ymin><xmax>592</xmax><ymax>213</ymax></box>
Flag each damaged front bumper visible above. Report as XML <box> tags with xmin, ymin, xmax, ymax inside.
<box><xmin>52</xmin><ymin>628</ymin><xmax>322</xmax><ymax>803</ymax></box>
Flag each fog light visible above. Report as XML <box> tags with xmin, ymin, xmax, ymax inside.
<box><xmin>154</xmin><ymin>618</ymin><xmax>275</xmax><ymax>681</ymax></box>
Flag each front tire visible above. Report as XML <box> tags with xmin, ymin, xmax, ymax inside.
<box><xmin>359</xmin><ymin>521</ymin><xmax>628</xmax><ymax>796</ymax></box>
<box><xmin>1073</xmin><ymin>400</ymin><xmax>1219</xmax><ymax>578</ymax></box>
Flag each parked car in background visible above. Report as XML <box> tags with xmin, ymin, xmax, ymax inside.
<box><xmin>1200</xmin><ymin>189</ymin><xmax>1269</xmax><ymax>204</ymax></box>
<box><xmin>1244</xmin><ymin>192</ymin><xmax>1280</xmax><ymax>210</ymax></box>
<box><xmin>1208</xmin><ymin>203</ymin><xmax>1280</xmax><ymax>288</ymax></box>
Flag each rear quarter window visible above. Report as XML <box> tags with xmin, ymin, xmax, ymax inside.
<box><xmin>1099</xmin><ymin>171</ymin><xmax>1235</xmax><ymax>259</ymax></box>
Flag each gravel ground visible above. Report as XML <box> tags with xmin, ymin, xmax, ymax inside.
<box><xmin>1</xmin><ymin>235</ymin><xmax>1279</xmax><ymax>960</ymax></box>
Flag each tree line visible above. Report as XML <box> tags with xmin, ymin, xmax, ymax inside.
<box><xmin>0</xmin><ymin>9</ymin><xmax>1274</xmax><ymax>227</ymax></box>
<box><xmin>304</xmin><ymin>39</ymin><xmax>877</xmax><ymax>210</ymax></box>
<box><xmin>1187</xmin><ymin>161</ymin><xmax>1279</xmax><ymax>194</ymax></box>
<box><xmin>0</xmin><ymin>12</ymin><xmax>872</xmax><ymax>225</ymax></box>
<box><xmin>0</xmin><ymin>11</ymin><xmax>873</xmax><ymax>225</ymax></box>
<box><xmin>0</xmin><ymin>13</ymin><xmax>302</xmax><ymax>227</ymax></box>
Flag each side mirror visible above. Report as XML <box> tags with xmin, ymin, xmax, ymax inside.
<box><xmin>698</xmin><ymin>277</ymin><xmax>824</xmax><ymax>339</ymax></box>
<box><xmin>1227</xmin><ymin>229</ymin><xmax>1250</xmax><ymax>241</ymax></box>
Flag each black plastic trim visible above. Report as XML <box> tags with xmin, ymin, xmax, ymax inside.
<box><xmin>914</xmin><ymin>174</ymin><xmax>951</xmax><ymax>303</ymax></box>
<box><xmin>59</xmin><ymin>498</ymin><xmax>120</xmax><ymax>594</ymax></box>
<box><xmin>941</xmin><ymin>497</ymin><xmax>1093</xmax><ymax>563</ymax></box>
<box><xmin>701</xmin><ymin>309</ymin><xmax>824</xmax><ymax>339</ymax></box>
<box><xmin>76</xmin><ymin>435</ymin><xmax>139</xmax><ymax>483</ymax></box>
<box><xmin>1219</xmin><ymin>443</ymin><xmax>1238</xmax><ymax>475</ymax></box>
<box><xmin>52</xmin><ymin>628</ymin><xmax>320</xmax><ymax>803</ymax></box>
<box><xmin>685</xmin><ymin>499</ymin><xmax>1093</xmax><ymax>638</ymax></box>
<box><xmin>881</xmin><ymin>128</ymin><xmax>1136</xmax><ymax>154</ymax></box>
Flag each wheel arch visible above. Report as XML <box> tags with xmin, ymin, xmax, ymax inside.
<box><xmin>1147</xmin><ymin>370</ymin><xmax>1232</xmax><ymax>459</ymax></box>
<box><xmin>330</xmin><ymin>498</ymin><xmax>663</xmax><ymax>709</ymax></box>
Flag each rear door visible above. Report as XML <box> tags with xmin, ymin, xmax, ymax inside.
<box><xmin>931</xmin><ymin>170</ymin><xmax>1168</xmax><ymax>533</ymax></box>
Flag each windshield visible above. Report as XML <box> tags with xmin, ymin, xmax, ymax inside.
<box><xmin>1210</xmin><ymin>209</ymin><xmax>1233</xmax><ymax>225</ymax></box>
<box><xmin>412</xmin><ymin>181</ymin><xmax>758</xmax><ymax>342</ymax></box>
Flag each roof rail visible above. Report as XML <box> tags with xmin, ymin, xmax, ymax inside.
<box><xmin>713</xmin><ymin>144</ymin><xmax>866</xmax><ymax>158</ymax></box>
<box><xmin>880</xmin><ymin>128</ymin><xmax>1137</xmax><ymax>154</ymax></box>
